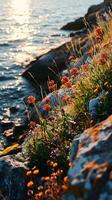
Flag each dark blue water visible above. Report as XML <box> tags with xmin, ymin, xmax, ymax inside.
<box><xmin>0</xmin><ymin>0</ymin><xmax>102</xmax><ymax>138</ymax></box>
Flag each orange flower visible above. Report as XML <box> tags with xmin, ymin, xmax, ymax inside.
<box><xmin>64</xmin><ymin>81</ymin><xmax>72</xmax><ymax>88</ymax></box>
<box><xmin>62</xmin><ymin>185</ymin><xmax>68</xmax><ymax>191</ymax></box>
<box><xmin>33</xmin><ymin>169</ymin><xmax>39</xmax><ymax>175</ymax></box>
<box><xmin>27</xmin><ymin>96</ymin><xmax>36</xmax><ymax>105</ymax></box>
<box><xmin>48</xmin><ymin>83</ymin><xmax>57</xmax><ymax>91</ymax></box>
<box><xmin>69</xmin><ymin>68</ymin><xmax>78</xmax><ymax>75</ymax></box>
<box><xmin>61</xmin><ymin>76</ymin><xmax>69</xmax><ymax>84</ymax></box>
<box><xmin>95</xmin><ymin>27</ymin><xmax>103</xmax><ymax>37</ymax></box>
<box><xmin>62</xmin><ymin>95</ymin><xmax>71</xmax><ymax>103</ymax></box>
<box><xmin>36</xmin><ymin>192</ymin><xmax>43</xmax><ymax>198</ymax></box>
<box><xmin>26</xmin><ymin>170</ymin><xmax>32</xmax><ymax>176</ymax></box>
<box><xmin>29</xmin><ymin>121</ymin><xmax>36</xmax><ymax>129</ymax></box>
<box><xmin>48</xmin><ymin>80</ymin><xmax>55</xmax><ymax>86</ymax></box>
<box><xmin>43</xmin><ymin>104</ymin><xmax>51</xmax><ymax>111</ymax></box>
<box><xmin>27</xmin><ymin>181</ymin><xmax>34</xmax><ymax>188</ymax></box>
<box><xmin>42</xmin><ymin>176</ymin><xmax>50</xmax><ymax>181</ymax></box>
<box><xmin>37</xmin><ymin>186</ymin><xmax>43</xmax><ymax>191</ymax></box>
<box><xmin>52</xmin><ymin>162</ymin><xmax>58</xmax><ymax>168</ymax></box>
<box><xmin>64</xmin><ymin>176</ymin><xmax>68</xmax><ymax>183</ymax></box>
<box><xmin>99</xmin><ymin>53</ymin><xmax>108</xmax><ymax>65</ymax></box>
<box><xmin>81</xmin><ymin>63</ymin><xmax>89</xmax><ymax>71</ymax></box>
<box><xmin>44</xmin><ymin>97</ymin><xmax>50</xmax><ymax>104</ymax></box>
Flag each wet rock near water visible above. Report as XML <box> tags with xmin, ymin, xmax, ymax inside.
<box><xmin>63</xmin><ymin>115</ymin><xmax>112</xmax><ymax>200</ymax></box>
<box><xmin>0</xmin><ymin>153</ymin><xmax>28</xmax><ymax>200</ymax></box>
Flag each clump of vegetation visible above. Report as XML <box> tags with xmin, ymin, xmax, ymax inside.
<box><xmin>26</xmin><ymin>161</ymin><xmax>69</xmax><ymax>200</ymax></box>
<box><xmin>24</xmin><ymin>18</ymin><xmax>112</xmax><ymax>199</ymax></box>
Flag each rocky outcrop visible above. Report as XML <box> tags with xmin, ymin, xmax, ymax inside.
<box><xmin>63</xmin><ymin>115</ymin><xmax>112</xmax><ymax>200</ymax></box>
<box><xmin>61</xmin><ymin>1</ymin><xmax>112</xmax><ymax>31</ymax></box>
<box><xmin>0</xmin><ymin>153</ymin><xmax>27</xmax><ymax>200</ymax></box>
<box><xmin>22</xmin><ymin>36</ymin><xmax>88</xmax><ymax>84</ymax></box>
<box><xmin>23</xmin><ymin>1</ymin><xmax>112</xmax><ymax>86</ymax></box>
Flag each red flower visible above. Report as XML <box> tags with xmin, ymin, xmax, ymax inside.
<box><xmin>99</xmin><ymin>53</ymin><xmax>108</xmax><ymax>65</ymax></box>
<box><xmin>44</xmin><ymin>97</ymin><xmax>50</xmax><ymax>104</ymax></box>
<box><xmin>48</xmin><ymin>80</ymin><xmax>57</xmax><ymax>91</ymax></box>
<box><xmin>81</xmin><ymin>63</ymin><xmax>90</xmax><ymax>71</ymax></box>
<box><xmin>27</xmin><ymin>96</ymin><xmax>36</xmax><ymax>105</ymax></box>
<box><xmin>69</xmin><ymin>68</ymin><xmax>78</xmax><ymax>75</ymax></box>
<box><xmin>64</xmin><ymin>81</ymin><xmax>72</xmax><ymax>88</ymax></box>
<box><xmin>61</xmin><ymin>76</ymin><xmax>69</xmax><ymax>84</ymax></box>
<box><xmin>48</xmin><ymin>80</ymin><xmax>55</xmax><ymax>86</ymax></box>
<box><xmin>95</xmin><ymin>27</ymin><xmax>103</xmax><ymax>37</ymax></box>
<box><xmin>43</xmin><ymin>104</ymin><xmax>51</xmax><ymax>111</ymax></box>
<box><xmin>48</xmin><ymin>83</ymin><xmax>57</xmax><ymax>91</ymax></box>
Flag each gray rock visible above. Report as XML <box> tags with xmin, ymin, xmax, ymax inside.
<box><xmin>63</xmin><ymin>115</ymin><xmax>112</xmax><ymax>199</ymax></box>
<box><xmin>0</xmin><ymin>153</ymin><xmax>28</xmax><ymax>200</ymax></box>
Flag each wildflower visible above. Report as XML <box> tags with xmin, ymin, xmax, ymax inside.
<box><xmin>48</xmin><ymin>80</ymin><xmax>57</xmax><ymax>91</ymax></box>
<box><xmin>68</xmin><ymin>162</ymin><xmax>73</xmax><ymax>168</ymax></box>
<box><xmin>36</xmin><ymin>192</ymin><xmax>43</xmax><ymax>198</ymax></box>
<box><xmin>62</xmin><ymin>95</ymin><xmax>71</xmax><ymax>103</ymax></box>
<box><xmin>45</xmin><ymin>189</ymin><xmax>51</xmax><ymax>196</ymax></box>
<box><xmin>51</xmin><ymin>172</ymin><xmax>56</xmax><ymax>177</ymax></box>
<box><xmin>32</xmin><ymin>166</ymin><xmax>36</xmax><ymax>170</ymax></box>
<box><xmin>27</xmin><ymin>96</ymin><xmax>36</xmax><ymax>105</ymax></box>
<box><xmin>26</xmin><ymin>170</ymin><xmax>32</xmax><ymax>176</ymax></box>
<box><xmin>29</xmin><ymin>121</ymin><xmax>36</xmax><ymax>129</ymax></box>
<box><xmin>48</xmin><ymin>83</ymin><xmax>57</xmax><ymax>91</ymax></box>
<box><xmin>37</xmin><ymin>186</ymin><xmax>43</xmax><ymax>191</ymax></box>
<box><xmin>69</xmin><ymin>68</ymin><xmax>78</xmax><ymax>75</ymax></box>
<box><xmin>27</xmin><ymin>189</ymin><xmax>34</xmax><ymax>196</ymax></box>
<box><xmin>99</xmin><ymin>53</ymin><xmax>107</xmax><ymax>65</ymax></box>
<box><xmin>61</xmin><ymin>76</ymin><xmax>69</xmax><ymax>84</ymax></box>
<box><xmin>43</xmin><ymin>104</ymin><xmax>51</xmax><ymax>111</ymax></box>
<box><xmin>44</xmin><ymin>97</ymin><xmax>50</xmax><ymax>104</ymax></box>
<box><xmin>27</xmin><ymin>181</ymin><xmax>34</xmax><ymax>188</ymax></box>
<box><xmin>81</xmin><ymin>63</ymin><xmax>89</xmax><ymax>71</ymax></box>
<box><xmin>101</xmin><ymin>53</ymin><xmax>108</xmax><ymax>60</ymax></box>
<box><xmin>62</xmin><ymin>185</ymin><xmax>68</xmax><ymax>191</ymax></box>
<box><xmin>52</xmin><ymin>162</ymin><xmax>58</xmax><ymax>168</ymax></box>
<box><xmin>64</xmin><ymin>81</ymin><xmax>72</xmax><ymax>88</ymax></box>
<box><xmin>44</xmin><ymin>176</ymin><xmax>50</xmax><ymax>181</ymax></box>
<box><xmin>64</xmin><ymin>176</ymin><xmax>68</xmax><ymax>183</ymax></box>
<box><xmin>48</xmin><ymin>80</ymin><xmax>55</xmax><ymax>86</ymax></box>
<box><xmin>33</xmin><ymin>169</ymin><xmax>39</xmax><ymax>175</ymax></box>
<box><xmin>95</xmin><ymin>27</ymin><xmax>103</xmax><ymax>37</ymax></box>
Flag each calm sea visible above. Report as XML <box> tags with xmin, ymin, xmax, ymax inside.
<box><xmin>0</xmin><ymin>0</ymin><xmax>102</xmax><ymax>130</ymax></box>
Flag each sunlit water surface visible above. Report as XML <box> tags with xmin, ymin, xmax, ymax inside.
<box><xmin>0</xmin><ymin>0</ymin><xmax>102</xmax><ymax>133</ymax></box>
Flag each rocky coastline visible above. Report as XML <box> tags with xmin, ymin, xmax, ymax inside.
<box><xmin>0</xmin><ymin>1</ymin><xmax>112</xmax><ymax>200</ymax></box>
